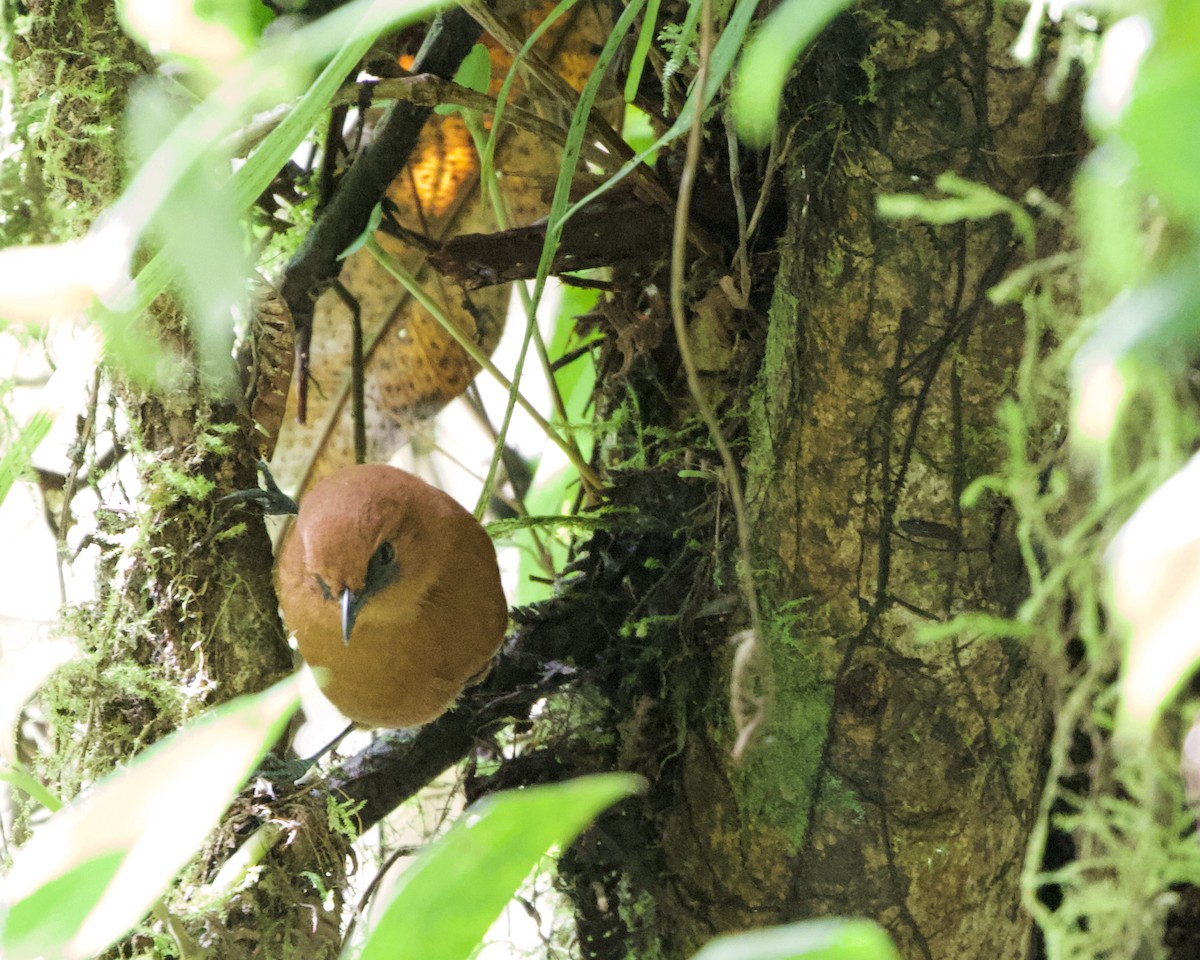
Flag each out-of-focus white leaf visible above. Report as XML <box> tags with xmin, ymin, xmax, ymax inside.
<box><xmin>0</xmin><ymin>640</ymin><xmax>78</xmax><ymax>766</ymax></box>
<box><xmin>1072</xmin><ymin>271</ymin><xmax>1200</xmax><ymax>442</ymax></box>
<box><xmin>1</xmin><ymin>677</ymin><xmax>300</xmax><ymax>960</ymax></box>
<box><xmin>121</xmin><ymin>0</ymin><xmax>244</xmax><ymax>64</ymax></box>
<box><xmin>119</xmin><ymin>0</ymin><xmax>274</xmax><ymax>74</ymax></box>
<box><xmin>1087</xmin><ymin>16</ymin><xmax>1153</xmax><ymax>128</ymax></box>
<box><xmin>1073</xmin><ymin>357</ymin><xmax>1128</xmax><ymax>441</ymax></box>
<box><xmin>0</xmin><ymin>221</ymin><xmax>133</xmax><ymax>326</ymax></box>
<box><xmin>1109</xmin><ymin>453</ymin><xmax>1200</xmax><ymax>744</ymax></box>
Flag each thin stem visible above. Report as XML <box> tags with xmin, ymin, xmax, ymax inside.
<box><xmin>723</xmin><ymin>109</ymin><xmax>751</xmax><ymax>304</ymax></box>
<box><xmin>366</xmin><ymin>238</ymin><xmax>601</xmax><ymax>497</ymax></box>
<box><xmin>668</xmin><ymin>0</ymin><xmax>766</xmax><ymax>754</ymax></box>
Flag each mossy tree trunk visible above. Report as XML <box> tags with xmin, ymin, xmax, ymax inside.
<box><xmin>562</xmin><ymin>4</ymin><xmax>1083</xmax><ymax>959</ymax></box>
<box><xmin>9</xmin><ymin>10</ymin><xmax>346</xmax><ymax>959</ymax></box>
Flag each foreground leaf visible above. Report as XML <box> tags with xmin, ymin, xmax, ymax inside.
<box><xmin>2</xmin><ymin>677</ymin><xmax>301</xmax><ymax>960</ymax></box>
<box><xmin>352</xmin><ymin>773</ymin><xmax>643</xmax><ymax>960</ymax></box>
<box><xmin>690</xmin><ymin>918</ymin><xmax>902</xmax><ymax>960</ymax></box>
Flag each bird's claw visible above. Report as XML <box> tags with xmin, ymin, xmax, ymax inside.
<box><xmin>219</xmin><ymin>458</ymin><xmax>300</xmax><ymax>516</ymax></box>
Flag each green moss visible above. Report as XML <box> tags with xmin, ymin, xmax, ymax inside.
<box><xmin>821</xmin><ymin>773</ymin><xmax>865</xmax><ymax>821</ymax></box>
<box><xmin>616</xmin><ymin>879</ymin><xmax>667</xmax><ymax>960</ymax></box>
<box><xmin>5</xmin><ymin>4</ymin><xmax>146</xmax><ymax>244</ymax></box>
<box><xmin>733</xmin><ymin>616</ymin><xmax>833</xmax><ymax>848</ymax></box>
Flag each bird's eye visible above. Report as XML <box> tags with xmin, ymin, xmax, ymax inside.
<box><xmin>364</xmin><ymin>541</ymin><xmax>399</xmax><ymax>594</ymax></box>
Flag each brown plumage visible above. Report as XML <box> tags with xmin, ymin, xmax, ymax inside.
<box><xmin>276</xmin><ymin>464</ymin><xmax>507</xmax><ymax>728</ymax></box>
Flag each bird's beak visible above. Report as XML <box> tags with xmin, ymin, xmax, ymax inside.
<box><xmin>340</xmin><ymin>588</ymin><xmax>359</xmax><ymax>646</ymax></box>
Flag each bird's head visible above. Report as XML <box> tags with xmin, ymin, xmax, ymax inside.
<box><xmin>291</xmin><ymin>467</ymin><xmax>441</xmax><ymax>645</ymax></box>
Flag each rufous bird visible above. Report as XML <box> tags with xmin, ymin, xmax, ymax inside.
<box><xmin>274</xmin><ymin>464</ymin><xmax>508</xmax><ymax>728</ymax></box>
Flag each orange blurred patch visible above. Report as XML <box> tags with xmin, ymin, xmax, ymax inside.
<box><xmin>272</xmin><ymin>0</ymin><xmax>617</xmax><ymax>494</ymax></box>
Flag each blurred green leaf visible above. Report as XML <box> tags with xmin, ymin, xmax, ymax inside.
<box><xmin>0</xmin><ymin>410</ymin><xmax>52</xmax><ymax>508</ymax></box>
<box><xmin>1075</xmin><ymin>268</ymin><xmax>1200</xmax><ymax>377</ymax></box>
<box><xmin>126</xmin><ymin>84</ymin><xmax>248</xmax><ymax>396</ymax></box>
<box><xmin>1074</xmin><ymin>144</ymin><xmax>1146</xmax><ymax>305</ymax></box>
<box><xmin>352</xmin><ymin>774</ymin><xmax>644</xmax><ymax>960</ymax></box>
<box><xmin>1070</xmin><ymin>268</ymin><xmax>1200</xmax><ymax>443</ymax></box>
<box><xmin>918</xmin><ymin>613</ymin><xmax>1034</xmax><ymax>643</ymax></box>
<box><xmin>194</xmin><ymin>0</ymin><xmax>274</xmax><ymax>46</ymax></box>
<box><xmin>732</xmin><ymin>0</ymin><xmax>851</xmax><ymax>148</ymax></box>
<box><xmin>877</xmin><ymin>173</ymin><xmax>1035</xmax><ymax>254</ymax></box>
<box><xmin>118</xmin><ymin>0</ymin><xmax>273</xmax><ymax>71</ymax></box>
<box><xmin>1120</xmin><ymin>3</ymin><xmax>1200</xmax><ymax>227</ymax></box>
<box><xmin>110</xmin><ymin>0</ymin><xmax>454</xmax><ymax>385</ymax></box>
<box><xmin>1121</xmin><ymin>62</ymin><xmax>1200</xmax><ymax>226</ymax></box>
<box><xmin>3</xmin><ymin>853</ymin><xmax>126</xmax><ymax>960</ymax></box>
<box><xmin>1</xmin><ymin>677</ymin><xmax>301</xmax><ymax>960</ymax></box>
<box><xmin>690</xmin><ymin>919</ymin><xmax>902</xmax><ymax>960</ymax></box>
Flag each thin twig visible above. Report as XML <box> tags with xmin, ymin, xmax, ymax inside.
<box><xmin>462</xmin><ymin>118</ymin><xmax>582</xmax><ymax>472</ymax></box>
<box><xmin>459</xmin><ymin>0</ymin><xmax>680</xmax><ymax>218</ymax></box>
<box><xmin>55</xmin><ymin>368</ymin><xmax>102</xmax><ymax>603</ymax></box>
<box><xmin>331</xmin><ymin>282</ymin><xmax>366</xmax><ymax>464</ymax></box>
<box><xmin>366</xmin><ymin>238</ymin><xmax>602</xmax><ymax>497</ymax></box>
<box><xmin>747</xmin><ymin>127</ymin><xmax>792</xmax><ymax>239</ymax></box>
<box><xmin>668</xmin><ymin>0</ymin><xmax>768</xmax><ymax>760</ymax></box>
<box><xmin>340</xmin><ymin>843</ymin><xmax>418</xmax><ymax>952</ymax></box>
<box><xmin>723</xmin><ymin>110</ymin><xmax>752</xmax><ymax>307</ymax></box>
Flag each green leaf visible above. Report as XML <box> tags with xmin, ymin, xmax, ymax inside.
<box><xmin>0</xmin><ymin>410</ymin><xmax>52</xmax><ymax>508</ymax></box>
<box><xmin>3</xmin><ymin>852</ymin><xmax>126</xmax><ymax>960</ymax></box>
<box><xmin>623</xmin><ymin>0</ymin><xmax>663</xmax><ymax>104</ymax></box>
<box><xmin>352</xmin><ymin>774</ymin><xmax>644</xmax><ymax>960</ymax></box>
<box><xmin>621</xmin><ymin>104</ymin><xmax>658</xmax><ymax>163</ymax></box>
<box><xmin>732</xmin><ymin>0</ymin><xmax>852</xmax><ymax>147</ymax></box>
<box><xmin>435</xmin><ymin>43</ymin><xmax>491</xmax><ymax>115</ymax></box>
<box><xmin>0</xmin><ymin>761</ymin><xmax>64</xmax><ymax>813</ymax></box>
<box><xmin>339</xmin><ymin>202</ymin><xmax>385</xmax><ymax>260</ymax></box>
<box><xmin>690</xmin><ymin>919</ymin><xmax>902</xmax><ymax>960</ymax></box>
<box><xmin>193</xmin><ymin>0</ymin><xmax>274</xmax><ymax>47</ymax></box>
<box><xmin>454</xmin><ymin>42</ymin><xmax>491</xmax><ymax>94</ymax></box>
<box><xmin>548</xmin><ymin>285</ymin><xmax>600</xmax><ymax>418</ymax></box>
<box><xmin>1</xmin><ymin>677</ymin><xmax>301</xmax><ymax>960</ymax></box>
<box><xmin>1075</xmin><ymin>145</ymin><xmax>1146</xmax><ymax>303</ymax></box>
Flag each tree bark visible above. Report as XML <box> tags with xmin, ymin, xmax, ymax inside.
<box><xmin>558</xmin><ymin>3</ymin><xmax>1084</xmax><ymax>958</ymax></box>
